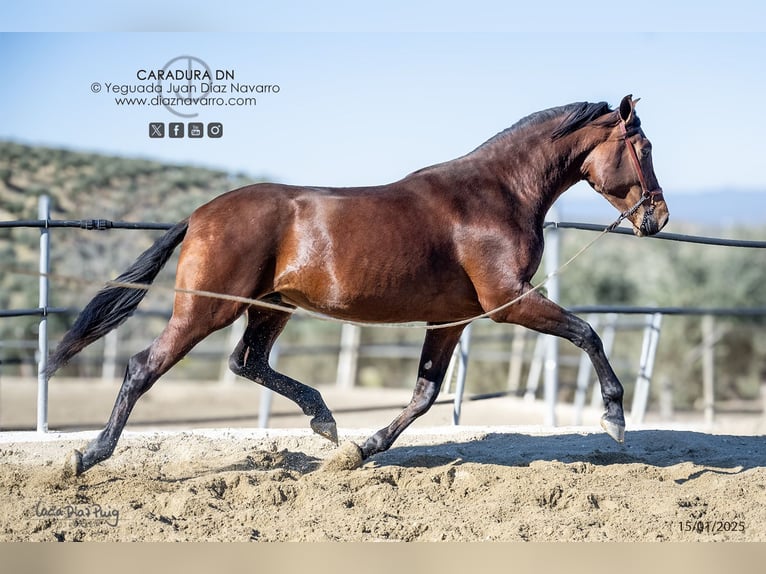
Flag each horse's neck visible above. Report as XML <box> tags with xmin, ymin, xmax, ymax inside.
<box><xmin>489</xmin><ymin>125</ymin><xmax>599</xmax><ymax>215</ymax></box>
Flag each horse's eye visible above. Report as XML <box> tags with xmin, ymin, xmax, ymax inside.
<box><xmin>640</xmin><ymin>146</ymin><xmax>652</xmax><ymax>158</ymax></box>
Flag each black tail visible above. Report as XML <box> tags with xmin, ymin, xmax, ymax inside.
<box><xmin>46</xmin><ymin>219</ymin><xmax>189</xmax><ymax>378</ymax></box>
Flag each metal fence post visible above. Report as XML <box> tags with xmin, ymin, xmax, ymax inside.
<box><xmin>702</xmin><ymin>314</ymin><xmax>716</xmax><ymax>427</ymax></box>
<box><xmin>101</xmin><ymin>330</ymin><xmax>119</xmax><ymax>382</ymax></box>
<box><xmin>336</xmin><ymin>323</ymin><xmax>361</xmax><ymax>389</ymax></box>
<box><xmin>451</xmin><ymin>323</ymin><xmax>473</xmax><ymax>425</ymax></box>
<box><xmin>543</xmin><ymin>215</ymin><xmax>560</xmax><ymax>427</ymax></box>
<box><xmin>524</xmin><ymin>333</ymin><xmax>546</xmax><ymax>401</ymax></box>
<box><xmin>630</xmin><ymin>312</ymin><xmax>662</xmax><ymax>424</ymax></box>
<box><xmin>37</xmin><ymin>195</ymin><xmax>50</xmax><ymax>433</ymax></box>
<box><xmin>505</xmin><ymin>324</ymin><xmax>526</xmax><ymax>394</ymax></box>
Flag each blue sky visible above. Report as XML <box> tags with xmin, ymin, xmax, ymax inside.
<box><xmin>1</xmin><ymin>6</ymin><xmax>765</xmax><ymax>199</ymax></box>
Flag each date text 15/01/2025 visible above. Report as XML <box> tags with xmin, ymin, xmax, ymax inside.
<box><xmin>678</xmin><ymin>520</ymin><xmax>745</xmax><ymax>534</ymax></box>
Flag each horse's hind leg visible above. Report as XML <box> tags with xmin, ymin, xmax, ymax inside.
<box><xmin>228</xmin><ymin>305</ymin><xmax>338</xmax><ymax>443</ymax></box>
<box><xmin>358</xmin><ymin>324</ymin><xmax>465</xmax><ymax>460</ymax></box>
<box><xmin>68</xmin><ymin>299</ymin><xmax>245</xmax><ymax>476</ymax></box>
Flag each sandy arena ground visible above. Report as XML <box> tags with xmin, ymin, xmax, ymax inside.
<box><xmin>1</xmin><ymin>380</ymin><xmax>764</xmax><ymax>542</ymax></box>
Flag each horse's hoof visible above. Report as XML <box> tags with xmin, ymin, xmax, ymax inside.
<box><xmin>319</xmin><ymin>441</ymin><xmax>363</xmax><ymax>472</ymax></box>
<box><xmin>63</xmin><ymin>449</ymin><xmax>84</xmax><ymax>478</ymax></box>
<box><xmin>311</xmin><ymin>419</ymin><xmax>339</xmax><ymax>445</ymax></box>
<box><xmin>600</xmin><ymin>417</ymin><xmax>626</xmax><ymax>443</ymax></box>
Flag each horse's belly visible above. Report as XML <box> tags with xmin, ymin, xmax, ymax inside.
<box><xmin>274</xmin><ymin>265</ymin><xmax>481</xmax><ymax>323</ymax></box>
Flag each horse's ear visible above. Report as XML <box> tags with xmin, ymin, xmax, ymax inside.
<box><xmin>619</xmin><ymin>94</ymin><xmax>636</xmax><ymax>124</ymax></box>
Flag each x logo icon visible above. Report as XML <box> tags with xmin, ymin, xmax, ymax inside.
<box><xmin>149</xmin><ymin>122</ymin><xmax>165</xmax><ymax>138</ymax></box>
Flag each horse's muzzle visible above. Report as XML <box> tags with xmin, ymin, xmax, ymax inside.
<box><xmin>637</xmin><ymin>204</ymin><xmax>669</xmax><ymax>237</ymax></box>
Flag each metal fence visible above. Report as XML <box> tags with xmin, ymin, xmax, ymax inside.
<box><xmin>2</xmin><ymin>196</ymin><xmax>765</xmax><ymax>432</ymax></box>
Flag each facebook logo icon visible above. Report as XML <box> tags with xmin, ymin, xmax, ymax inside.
<box><xmin>169</xmin><ymin>122</ymin><xmax>185</xmax><ymax>138</ymax></box>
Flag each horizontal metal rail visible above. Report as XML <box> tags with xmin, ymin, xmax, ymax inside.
<box><xmin>0</xmin><ymin>219</ymin><xmax>173</xmax><ymax>231</ymax></box>
<box><xmin>0</xmin><ymin>307</ymin><xmax>171</xmax><ymax>319</ymax></box>
<box><xmin>543</xmin><ymin>221</ymin><xmax>766</xmax><ymax>248</ymax></box>
<box><xmin>0</xmin><ymin>307</ymin><xmax>69</xmax><ymax>318</ymax></box>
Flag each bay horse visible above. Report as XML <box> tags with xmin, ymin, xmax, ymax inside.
<box><xmin>48</xmin><ymin>94</ymin><xmax>668</xmax><ymax>475</ymax></box>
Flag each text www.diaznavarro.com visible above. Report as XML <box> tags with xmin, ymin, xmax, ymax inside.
<box><xmin>115</xmin><ymin>96</ymin><xmax>257</xmax><ymax>107</ymax></box>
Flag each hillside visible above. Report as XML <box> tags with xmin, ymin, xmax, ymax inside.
<box><xmin>0</xmin><ymin>141</ymin><xmax>259</xmax><ymax>312</ymax></box>
<box><xmin>0</xmin><ymin>142</ymin><xmax>258</xmax><ymax>223</ymax></box>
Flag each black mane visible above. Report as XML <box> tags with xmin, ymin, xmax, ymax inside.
<box><xmin>477</xmin><ymin>101</ymin><xmax>615</xmax><ymax>151</ymax></box>
<box><xmin>550</xmin><ymin>101</ymin><xmax>614</xmax><ymax>139</ymax></box>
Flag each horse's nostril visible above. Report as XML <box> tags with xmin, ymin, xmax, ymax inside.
<box><xmin>641</xmin><ymin>212</ymin><xmax>661</xmax><ymax>236</ymax></box>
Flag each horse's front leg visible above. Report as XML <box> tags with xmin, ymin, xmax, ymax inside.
<box><xmin>486</xmin><ymin>284</ymin><xmax>626</xmax><ymax>442</ymax></box>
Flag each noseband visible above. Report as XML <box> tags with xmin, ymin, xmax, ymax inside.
<box><xmin>606</xmin><ymin>122</ymin><xmax>664</xmax><ymax>232</ymax></box>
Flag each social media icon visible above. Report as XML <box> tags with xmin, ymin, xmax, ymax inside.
<box><xmin>169</xmin><ymin>122</ymin><xmax>185</xmax><ymax>138</ymax></box>
<box><xmin>207</xmin><ymin>122</ymin><xmax>223</xmax><ymax>138</ymax></box>
<box><xmin>149</xmin><ymin>122</ymin><xmax>165</xmax><ymax>138</ymax></box>
<box><xmin>188</xmin><ymin>123</ymin><xmax>203</xmax><ymax>138</ymax></box>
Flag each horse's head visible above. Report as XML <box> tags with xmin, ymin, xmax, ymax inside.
<box><xmin>582</xmin><ymin>95</ymin><xmax>669</xmax><ymax>236</ymax></box>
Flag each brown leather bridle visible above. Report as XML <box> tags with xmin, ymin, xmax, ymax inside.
<box><xmin>606</xmin><ymin>121</ymin><xmax>664</xmax><ymax>232</ymax></box>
